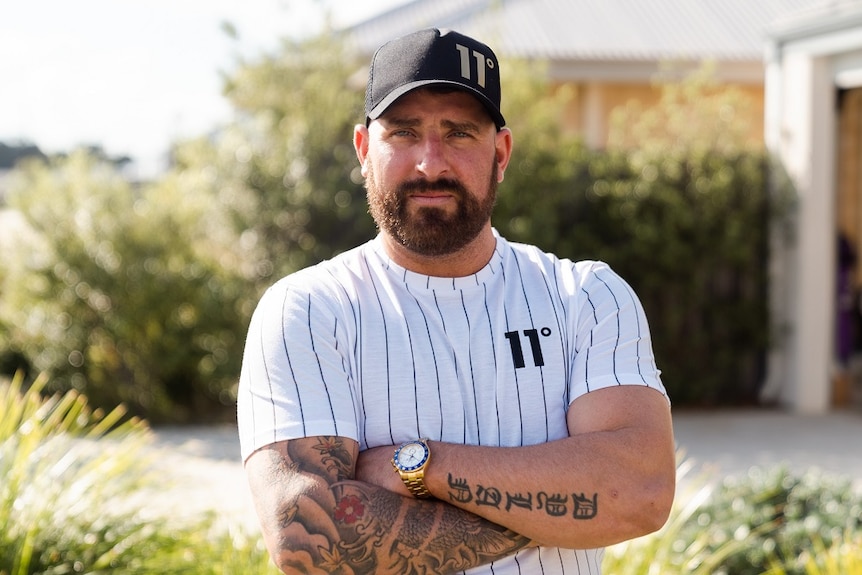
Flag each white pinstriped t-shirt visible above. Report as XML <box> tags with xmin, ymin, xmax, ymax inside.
<box><xmin>238</xmin><ymin>231</ymin><xmax>666</xmax><ymax>575</ymax></box>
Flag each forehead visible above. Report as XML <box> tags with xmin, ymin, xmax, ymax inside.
<box><xmin>378</xmin><ymin>87</ymin><xmax>493</xmax><ymax>126</ymax></box>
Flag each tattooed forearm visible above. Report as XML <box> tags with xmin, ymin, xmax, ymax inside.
<box><xmin>252</xmin><ymin>437</ymin><xmax>530</xmax><ymax>575</ymax></box>
<box><xmin>331</xmin><ymin>481</ymin><xmax>531</xmax><ymax>574</ymax></box>
<box><xmin>447</xmin><ymin>473</ymin><xmax>599</xmax><ymax>521</ymax></box>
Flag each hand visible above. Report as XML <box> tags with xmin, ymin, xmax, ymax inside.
<box><xmin>355</xmin><ymin>444</ymin><xmax>412</xmax><ymax>497</ymax></box>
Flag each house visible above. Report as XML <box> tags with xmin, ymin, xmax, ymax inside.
<box><xmin>344</xmin><ymin>0</ymin><xmax>853</xmax><ymax>413</ymax></box>
<box><xmin>344</xmin><ymin>0</ymin><xmax>820</xmax><ymax>147</ymax></box>
<box><xmin>764</xmin><ymin>1</ymin><xmax>862</xmax><ymax>413</ymax></box>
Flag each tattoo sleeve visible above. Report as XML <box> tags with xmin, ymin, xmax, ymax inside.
<box><xmin>250</xmin><ymin>436</ymin><xmax>531</xmax><ymax>575</ymax></box>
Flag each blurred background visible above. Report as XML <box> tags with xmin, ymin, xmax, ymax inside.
<box><xmin>3</xmin><ymin>0</ymin><xmax>860</xmax><ymax>421</ymax></box>
<box><xmin>2</xmin><ymin>1</ymin><xmax>862</xmax><ymax>573</ymax></box>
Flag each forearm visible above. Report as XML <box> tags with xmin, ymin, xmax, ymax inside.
<box><xmin>426</xmin><ymin>431</ymin><xmax>670</xmax><ymax>548</ymax></box>
<box><xmin>246</xmin><ymin>437</ymin><xmax>531</xmax><ymax>575</ymax></box>
<box><xmin>426</xmin><ymin>388</ymin><xmax>675</xmax><ymax>549</ymax></box>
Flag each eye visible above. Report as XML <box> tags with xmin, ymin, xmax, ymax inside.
<box><xmin>389</xmin><ymin>128</ymin><xmax>416</xmax><ymax>139</ymax></box>
<box><xmin>447</xmin><ymin>126</ymin><xmax>479</xmax><ymax>140</ymax></box>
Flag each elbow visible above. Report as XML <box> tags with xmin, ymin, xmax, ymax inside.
<box><xmin>628</xmin><ymin>471</ymin><xmax>676</xmax><ymax>537</ymax></box>
<box><xmin>265</xmin><ymin>539</ymin><xmax>323</xmax><ymax>575</ymax></box>
<box><xmin>595</xmin><ymin>471</ymin><xmax>675</xmax><ymax>547</ymax></box>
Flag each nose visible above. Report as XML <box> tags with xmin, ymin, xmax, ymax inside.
<box><xmin>415</xmin><ymin>135</ymin><xmax>448</xmax><ymax>179</ymax></box>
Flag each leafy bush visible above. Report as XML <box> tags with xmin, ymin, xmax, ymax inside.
<box><xmin>764</xmin><ymin>530</ymin><xmax>862</xmax><ymax>575</ymax></box>
<box><xmin>495</xmin><ymin>62</ymin><xmax>792</xmax><ymax>406</ymax></box>
<box><xmin>605</xmin><ymin>461</ymin><xmax>862</xmax><ymax>575</ymax></box>
<box><xmin>682</xmin><ymin>466</ymin><xmax>862</xmax><ymax>575</ymax></box>
<box><xmin>0</xmin><ymin>34</ymin><xmax>373</xmax><ymax>422</ymax></box>
<box><xmin>0</xmin><ymin>152</ymin><xmax>249</xmax><ymax>422</ymax></box>
<box><xmin>0</xmin><ymin>372</ymin><xmax>276</xmax><ymax>574</ymax></box>
<box><xmin>4</xmin><ymin>373</ymin><xmax>859</xmax><ymax>575</ymax></box>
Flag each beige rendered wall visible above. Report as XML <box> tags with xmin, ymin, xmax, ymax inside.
<box><xmin>552</xmin><ymin>81</ymin><xmax>766</xmax><ymax>149</ymax></box>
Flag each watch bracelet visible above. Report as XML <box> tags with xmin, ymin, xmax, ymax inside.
<box><xmin>403</xmin><ymin>475</ymin><xmax>432</xmax><ymax>498</ymax></box>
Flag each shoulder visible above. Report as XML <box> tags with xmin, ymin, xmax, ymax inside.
<box><xmin>255</xmin><ymin>241</ymin><xmax>377</xmax><ymax>313</ymax></box>
<box><xmin>497</xmin><ymin>236</ymin><xmax>620</xmax><ymax>292</ymax></box>
<box><xmin>278</xmin><ymin>241</ymin><xmax>375</xmax><ymax>290</ymax></box>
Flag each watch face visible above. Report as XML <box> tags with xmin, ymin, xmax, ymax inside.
<box><xmin>395</xmin><ymin>441</ymin><xmax>429</xmax><ymax>471</ymax></box>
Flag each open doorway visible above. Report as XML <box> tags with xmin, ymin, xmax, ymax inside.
<box><xmin>835</xmin><ymin>87</ymin><xmax>862</xmax><ymax>408</ymax></box>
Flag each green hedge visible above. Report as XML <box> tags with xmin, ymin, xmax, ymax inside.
<box><xmin>496</xmin><ymin>147</ymin><xmax>789</xmax><ymax>406</ymax></box>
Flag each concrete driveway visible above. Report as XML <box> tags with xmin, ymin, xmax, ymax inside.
<box><xmin>672</xmin><ymin>408</ymin><xmax>862</xmax><ymax>487</ymax></box>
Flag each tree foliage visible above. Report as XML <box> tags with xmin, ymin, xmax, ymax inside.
<box><xmin>0</xmin><ymin>34</ymin><xmax>379</xmax><ymax>421</ymax></box>
<box><xmin>0</xmin><ymin>152</ymin><xmax>246</xmax><ymax>421</ymax></box>
<box><xmin>175</xmin><ymin>32</ymin><xmax>376</xmax><ymax>284</ymax></box>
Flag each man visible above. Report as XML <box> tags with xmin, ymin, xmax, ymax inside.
<box><xmin>238</xmin><ymin>28</ymin><xmax>675</xmax><ymax>574</ymax></box>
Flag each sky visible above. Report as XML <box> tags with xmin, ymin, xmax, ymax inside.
<box><xmin>0</xmin><ymin>0</ymin><xmax>407</xmax><ymax>176</ymax></box>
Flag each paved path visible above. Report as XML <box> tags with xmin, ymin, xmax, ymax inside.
<box><xmin>146</xmin><ymin>409</ymin><xmax>862</xmax><ymax>533</ymax></box>
<box><xmin>672</xmin><ymin>409</ymin><xmax>862</xmax><ymax>483</ymax></box>
<box><xmin>144</xmin><ymin>425</ymin><xmax>258</xmax><ymax>531</ymax></box>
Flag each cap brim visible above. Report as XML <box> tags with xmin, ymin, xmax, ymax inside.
<box><xmin>367</xmin><ymin>80</ymin><xmax>506</xmax><ymax>128</ymax></box>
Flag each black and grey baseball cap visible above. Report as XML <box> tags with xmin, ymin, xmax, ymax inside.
<box><xmin>365</xmin><ymin>28</ymin><xmax>506</xmax><ymax>128</ymax></box>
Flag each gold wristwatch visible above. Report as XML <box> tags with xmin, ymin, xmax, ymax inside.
<box><xmin>391</xmin><ymin>439</ymin><xmax>432</xmax><ymax>499</ymax></box>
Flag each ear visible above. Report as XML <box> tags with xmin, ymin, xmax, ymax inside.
<box><xmin>354</xmin><ymin>124</ymin><xmax>370</xmax><ymax>176</ymax></box>
<box><xmin>494</xmin><ymin>128</ymin><xmax>513</xmax><ymax>182</ymax></box>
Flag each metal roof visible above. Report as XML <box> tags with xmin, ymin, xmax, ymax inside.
<box><xmin>343</xmin><ymin>0</ymin><xmax>830</xmax><ymax>63</ymax></box>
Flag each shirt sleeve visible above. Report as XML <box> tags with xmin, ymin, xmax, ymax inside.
<box><xmin>237</xmin><ymin>276</ymin><xmax>359</xmax><ymax>462</ymax></box>
<box><xmin>568</xmin><ymin>260</ymin><xmax>668</xmax><ymax>404</ymax></box>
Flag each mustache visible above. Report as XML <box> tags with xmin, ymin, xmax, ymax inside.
<box><xmin>397</xmin><ymin>178</ymin><xmax>468</xmax><ymax>198</ymax></box>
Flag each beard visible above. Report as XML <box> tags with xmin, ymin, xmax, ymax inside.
<box><xmin>365</xmin><ymin>161</ymin><xmax>498</xmax><ymax>257</ymax></box>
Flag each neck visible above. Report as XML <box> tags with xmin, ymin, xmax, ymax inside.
<box><xmin>381</xmin><ymin>224</ymin><xmax>496</xmax><ymax>278</ymax></box>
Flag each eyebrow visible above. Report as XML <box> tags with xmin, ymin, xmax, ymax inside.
<box><xmin>383</xmin><ymin>117</ymin><xmax>421</xmax><ymax>129</ymax></box>
<box><xmin>441</xmin><ymin>119</ymin><xmax>482</xmax><ymax>133</ymax></box>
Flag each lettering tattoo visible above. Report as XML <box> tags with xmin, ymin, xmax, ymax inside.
<box><xmin>475</xmin><ymin>485</ymin><xmax>503</xmax><ymax>508</ymax></box>
<box><xmin>447</xmin><ymin>474</ymin><xmax>599</xmax><ymax>521</ymax></box>
<box><xmin>537</xmin><ymin>492</ymin><xmax>569</xmax><ymax>517</ymax></box>
<box><xmin>505</xmin><ymin>492</ymin><xmax>532</xmax><ymax>512</ymax></box>
<box><xmin>447</xmin><ymin>474</ymin><xmax>473</xmax><ymax>504</ymax></box>
<box><xmin>260</xmin><ymin>437</ymin><xmax>531</xmax><ymax>574</ymax></box>
<box><xmin>572</xmin><ymin>492</ymin><xmax>599</xmax><ymax>520</ymax></box>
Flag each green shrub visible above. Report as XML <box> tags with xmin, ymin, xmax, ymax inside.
<box><xmin>0</xmin><ymin>36</ymin><xmax>793</xmax><ymax>418</ymax></box>
<box><xmin>766</xmin><ymin>530</ymin><xmax>862</xmax><ymax>575</ymax></box>
<box><xmin>496</xmin><ymin>61</ymin><xmax>793</xmax><ymax>407</ymax></box>
<box><xmin>0</xmin><ymin>372</ymin><xmax>276</xmax><ymax>574</ymax></box>
<box><xmin>4</xmin><ymin>374</ymin><xmax>860</xmax><ymax>575</ymax></box>
<box><xmin>0</xmin><ymin>152</ymin><xmax>249</xmax><ymax>423</ymax></box>
<box><xmin>605</xmin><ymin>459</ymin><xmax>862</xmax><ymax>575</ymax></box>
<box><xmin>679</xmin><ymin>466</ymin><xmax>862</xmax><ymax>575</ymax></box>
